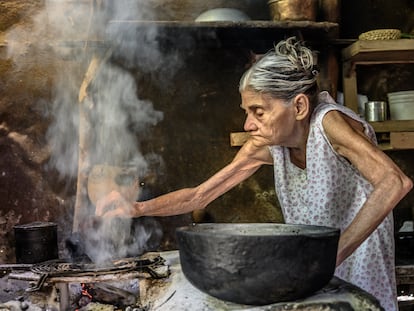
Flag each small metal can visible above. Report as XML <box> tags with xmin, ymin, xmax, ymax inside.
<box><xmin>364</xmin><ymin>101</ymin><xmax>387</xmax><ymax>122</ymax></box>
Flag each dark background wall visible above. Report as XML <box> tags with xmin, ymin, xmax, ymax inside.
<box><xmin>340</xmin><ymin>0</ymin><xmax>414</xmax><ymax>38</ymax></box>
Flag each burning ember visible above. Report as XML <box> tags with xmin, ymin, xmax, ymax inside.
<box><xmin>74</xmin><ymin>282</ymin><xmax>148</xmax><ymax>310</ymax></box>
<box><xmin>76</xmin><ymin>283</ymin><xmax>93</xmax><ymax>309</ymax></box>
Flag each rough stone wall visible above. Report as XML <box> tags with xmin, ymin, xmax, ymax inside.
<box><xmin>0</xmin><ymin>0</ymin><xmax>73</xmax><ymax>262</ymax></box>
<box><xmin>0</xmin><ymin>0</ymin><xmax>279</xmax><ymax>263</ymax></box>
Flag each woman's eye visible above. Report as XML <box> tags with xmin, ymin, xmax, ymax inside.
<box><xmin>255</xmin><ymin>109</ymin><xmax>264</xmax><ymax>117</ymax></box>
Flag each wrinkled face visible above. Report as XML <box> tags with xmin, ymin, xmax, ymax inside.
<box><xmin>240</xmin><ymin>90</ymin><xmax>298</xmax><ymax>147</ymax></box>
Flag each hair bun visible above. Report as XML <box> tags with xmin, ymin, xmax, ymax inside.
<box><xmin>274</xmin><ymin>37</ymin><xmax>315</xmax><ymax>74</ymax></box>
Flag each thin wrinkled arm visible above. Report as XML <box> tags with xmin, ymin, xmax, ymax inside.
<box><xmin>96</xmin><ymin>139</ymin><xmax>272</xmax><ymax>218</ymax></box>
<box><xmin>322</xmin><ymin>111</ymin><xmax>413</xmax><ymax>266</ymax></box>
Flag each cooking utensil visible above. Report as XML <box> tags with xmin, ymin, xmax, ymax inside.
<box><xmin>268</xmin><ymin>0</ymin><xmax>318</xmax><ymax>21</ymax></box>
<box><xmin>195</xmin><ymin>8</ymin><xmax>251</xmax><ymax>22</ymax></box>
<box><xmin>14</xmin><ymin>222</ymin><xmax>58</xmax><ymax>264</ymax></box>
<box><xmin>176</xmin><ymin>223</ymin><xmax>339</xmax><ymax>305</ymax></box>
<box><xmin>387</xmin><ymin>90</ymin><xmax>414</xmax><ymax>120</ymax></box>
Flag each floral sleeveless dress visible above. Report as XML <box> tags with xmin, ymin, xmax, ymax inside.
<box><xmin>269</xmin><ymin>92</ymin><xmax>397</xmax><ymax>311</ymax></box>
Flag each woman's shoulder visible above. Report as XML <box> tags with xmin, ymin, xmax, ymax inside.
<box><xmin>312</xmin><ymin>92</ymin><xmax>377</xmax><ymax>144</ymax></box>
<box><xmin>313</xmin><ymin>92</ymin><xmax>362</xmax><ymax>125</ymax></box>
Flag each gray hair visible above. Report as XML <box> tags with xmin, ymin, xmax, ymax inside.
<box><xmin>239</xmin><ymin>37</ymin><xmax>319</xmax><ymax>101</ymax></box>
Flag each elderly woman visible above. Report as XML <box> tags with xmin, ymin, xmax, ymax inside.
<box><xmin>96</xmin><ymin>37</ymin><xmax>412</xmax><ymax>311</ymax></box>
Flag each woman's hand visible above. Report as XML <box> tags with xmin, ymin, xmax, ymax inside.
<box><xmin>95</xmin><ymin>190</ymin><xmax>138</xmax><ymax>218</ymax></box>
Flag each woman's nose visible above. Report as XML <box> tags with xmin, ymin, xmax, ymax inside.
<box><xmin>244</xmin><ymin>115</ymin><xmax>257</xmax><ymax>132</ymax></box>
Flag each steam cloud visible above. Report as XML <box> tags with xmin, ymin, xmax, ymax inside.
<box><xmin>6</xmin><ymin>0</ymin><xmax>181</xmax><ymax>262</ymax></box>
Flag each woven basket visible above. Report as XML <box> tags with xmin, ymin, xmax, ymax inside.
<box><xmin>358</xmin><ymin>29</ymin><xmax>401</xmax><ymax>40</ymax></box>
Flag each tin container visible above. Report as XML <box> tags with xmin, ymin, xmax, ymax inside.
<box><xmin>365</xmin><ymin>101</ymin><xmax>387</xmax><ymax>122</ymax></box>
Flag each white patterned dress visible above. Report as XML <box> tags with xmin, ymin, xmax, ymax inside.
<box><xmin>269</xmin><ymin>92</ymin><xmax>397</xmax><ymax>311</ymax></box>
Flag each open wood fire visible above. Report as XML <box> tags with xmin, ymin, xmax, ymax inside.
<box><xmin>0</xmin><ymin>253</ymin><xmax>169</xmax><ymax>310</ymax></box>
<box><xmin>75</xmin><ymin>282</ymin><xmax>147</xmax><ymax>310</ymax></box>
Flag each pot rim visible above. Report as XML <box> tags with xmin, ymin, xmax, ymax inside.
<box><xmin>14</xmin><ymin>221</ymin><xmax>57</xmax><ymax>230</ymax></box>
<box><xmin>177</xmin><ymin>223</ymin><xmax>339</xmax><ymax>238</ymax></box>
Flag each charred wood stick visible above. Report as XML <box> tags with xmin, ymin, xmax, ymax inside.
<box><xmin>0</xmin><ymin>263</ymin><xmax>33</xmax><ymax>270</ymax></box>
<box><xmin>0</xmin><ymin>263</ymin><xmax>33</xmax><ymax>276</ymax></box>
<box><xmin>92</xmin><ymin>283</ymin><xmax>137</xmax><ymax>306</ymax></box>
<box><xmin>48</xmin><ymin>270</ymin><xmax>153</xmax><ymax>283</ymax></box>
<box><xmin>73</xmin><ymin>94</ymin><xmax>95</xmax><ymax>233</ymax></box>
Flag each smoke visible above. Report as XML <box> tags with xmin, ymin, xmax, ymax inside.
<box><xmin>81</xmin><ymin>217</ymin><xmax>163</xmax><ymax>264</ymax></box>
<box><xmin>5</xmin><ymin>0</ymin><xmax>180</xmax><ymax>261</ymax></box>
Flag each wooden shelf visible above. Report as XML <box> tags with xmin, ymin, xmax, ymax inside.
<box><xmin>370</xmin><ymin>120</ymin><xmax>414</xmax><ymax>133</ymax></box>
<box><xmin>396</xmin><ymin>265</ymin><xmax>414</xmax><ymax>285</ymax></box>
<box><xmin>370</xmin><ymin>121</ymin><xmax>414</xmax><ymax>150</ymax></box>
<box><xmin>342</xmin><ymin>40</ymin><xmax>414</xmax><ymax>113</ymax></box>
<box><xmin>342</xmin><ymin>39</ymin><xmax>414</xmax><ymax>63</ymax></box>
<box><xmin>109</xmin><ymin>20</ymin><xmax>339</xmax><ymax>36</ymax></box>
<box><xmin>342</xmin><ymin>40</ymin><xmax>414</xmax><ymax>149</ymax></box>
<box><xmin>1</xmin><ymin>20</ymin><xmax>339</xmax><ymax>53</ymax></box>
<box><xmin>107</xmin><ymin>20</ymin><xmax>339</xmax><ymax>51</ymax></box>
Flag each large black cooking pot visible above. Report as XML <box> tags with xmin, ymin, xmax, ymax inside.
<box><xmin>176</xmin><ymin>223</ymin><xmax>340</xmax><ymax>305</ymax></box>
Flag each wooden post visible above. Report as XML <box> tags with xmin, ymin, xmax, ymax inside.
<box><xmin>318</xmin><ymin>45</ymin><xmax>339</xmax><ymax>99</ymax></box>
<box><xmin>73</xmin><ymin>50</ymin><xmax>112</xmax><ymax>232</ymax></box>
<box><xmin>319</xmin><ymin>0</ymin><xmax>341</xmax><ymax>23</ymax></box>
<box><xmin>72</xmin><ymin>97</ymin><xmax>93</xmax><ymax>233</ymax></box>
<box><xmin>342</xmin><ymin>61</ymin><xmax>359</xmax><ymax>113</ymax></box>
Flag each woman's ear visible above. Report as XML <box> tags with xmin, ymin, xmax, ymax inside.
<box><xmin>293</xmin><ymin>94</ymin><xmax>310</xmax><ymax>120</ymax></box>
